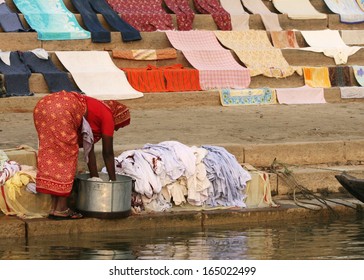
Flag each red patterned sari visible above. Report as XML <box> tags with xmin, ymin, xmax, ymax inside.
<box><xmin>33</xmin><ymin>91</ymin><xmax>87</xmax><ymax>197</ymax></box>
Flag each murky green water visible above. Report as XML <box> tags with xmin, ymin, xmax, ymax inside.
<box><xmin>1</xmin><ymin>216</ymin><xmax>364</xmax><ymax>260</ymax></box>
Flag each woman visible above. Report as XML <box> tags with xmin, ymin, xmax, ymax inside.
<box><xmin>33</xmin><ymin>90</ymin><xmax>130</xmax><ymax>219</ymax></box>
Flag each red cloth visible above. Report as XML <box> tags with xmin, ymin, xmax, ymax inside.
<box><xmin>122</xmin><ymin>64</ymin><xmax>201</xmax><ymax>92</ymax></box>
<box><xmin>122</xmin><ymin>66</ymin><xmax>167</xmax><ymax>92</ymax></box>
<box><xmin>193</xmin><ymin>0</ymin><xmax>232</xmax><ymax>30</ymax></box>
<box><xmin>106</xmin><ymin>0</ymin><xmax>174</xmax><ymax>31</ymax></box>
<box><xmin>84</xmin><ymin>96</ymin><xmax>116</xmax><ymax>142</ymax></box>
<box><xmin>34</xmin><ymin>91</ymin><xmax>87</xmax><ymax>197</ymax></box>
<box><xmin>164</xmin><ymin>0</ymin><xmax>195</xmax><ymax>31</ymax></box>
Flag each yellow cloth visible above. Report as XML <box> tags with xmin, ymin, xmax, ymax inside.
<box><xmin>303</xmin><ymin>67</ymin><xmax>332</xmax><ymax>88</ymax></box>
<box><xmin>1</xmin><ymin>170</ymin><xmax>51</xmax><ymax>219</ymax></box>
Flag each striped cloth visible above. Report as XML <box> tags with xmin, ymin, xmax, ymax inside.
<box><xmin>112</xmin><ymin>48</ymin><xmax>177</xmax><ymax>60</ymax></box>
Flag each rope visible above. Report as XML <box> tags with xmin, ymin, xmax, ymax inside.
<box><xmin>268</xmin><ymin>158</ymin><xmax>359</xmax><ymax>217</ymax></box>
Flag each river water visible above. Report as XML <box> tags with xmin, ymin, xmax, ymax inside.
<box><xmin>1</xmin><ymin>215</ymin><xmax>364</xmax><ymax>260</ymax></box>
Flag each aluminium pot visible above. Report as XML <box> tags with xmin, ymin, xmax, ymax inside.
<box><xmin>75</xmin><ymin>172</ymin><xmax>133</xmax><ymax>219</ymax></box>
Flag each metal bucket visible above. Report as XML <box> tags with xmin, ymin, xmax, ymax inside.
<box><xmin>75</xmin><ymin>172</ymin><xmax>133</xmax><ymax>219</ymax></box>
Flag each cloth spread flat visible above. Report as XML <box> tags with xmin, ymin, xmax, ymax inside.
<box><xmin>193</xmin><ymin>0</ymin><xmax>232</xmax><ymax>30</ymax></box>
<box><xmin>166</xmin><ymin>30</ymin><xmax>251</xmax><ymax>89</ymax></box>
<box><xmin>323</xmin><ymin>0</ymin><xmax>364</xmax><ymax>23</ymax></box>
<box><xmin>13</xmin><ymin>0</ymin><xmax>90</xmax><ymax>40</ymax></box>
<box><xmin>55</xmin><ymin>51</ymin><xmax>143</xmax><ymax>100</ymax></box>
<box><xmin>340</xmin><ymin>30</ymin><xmax>364</xmax><ymax>45</ymax></box>
<box><xmin>219</xmin><ymin>88</ymin><xmax>277</xmax><ymax>106</ymax></box>
<box><xmin>0</xmin><ymin>1</ymin><xmax>31</xmax><ymax>32</ymax></box>
<box><xmin>340</xmin><ymin>87</ymin><xmax>364</xmax><ymax>98</ymax></box>
<box><xmin>106</xmin><ymin>0</ymin><xmax>174</xmax><ymax>31</ymax></box>
<box><xmin>328</xmin><ymin>66</ymin><xmax>353</xmax><ymax>87</ymax></box>
<box><xmin>241</xmin><ymin>0</ymin><xmax>282</xmax><ymax>31</ymax></box>
<box><xmin>219</xmin><ymin>0</ymin><xmax>250</xmax><ymax>31</ymax></box>
<box><xmin>303</xmin><ymin>67</ymin><xmax>331</xmax><ymax>88</ymax></box>
<box><xmin>164</xmin><ymin>0</ymin><xmax>195</xmax><ymax>31</ymax></box>
<box><xmin>112</xmin><ymin>48</ymin><xmax>177</xmax><ymax>60</ymax></box>
<box><xmin>270</xmin><ymin>30</ymin><xmax>300</xmax><ymax>48</ymax></box>
<box><xmin>215</xmin><ymin>30</ymin><xmax>300</xmax><ymax>78</ymax></box>
<box><xmin>300</xmin><ymin>29</ymin><xmax>361</xmax><ymax>65</ymax></box>
<box><xmin>276</xmin><ymin>85</ymin><xmax>326</xmax><ymax>104</ymax></box>
<box><xmin>353</xmin><ymin>65</ymin><xmax>364</xmax><ymax>86</ymax></box>
<box><xmin>272</xmin><ymin>0</ymin><xmax>327</xmax><ymax>19</ymax></box>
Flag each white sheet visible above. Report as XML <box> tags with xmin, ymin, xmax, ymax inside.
<box><xmin>55</xmin><ymin>51</ymin><xmax>143</xmax><ymax>100</ymax></box>
<box><xmin>272</xmin><ymin>0</ymin><xmax>327</xmax><ymax>19</ymax></box>
<box><xmin>300</xmin><ymin>29</ymin><xmax>361</xmax><ymax>64</ymax></box>
<box><xmin>220</xmin><ymin>0</ymin><xmax>249</xmax><ymax>30</ymax></box>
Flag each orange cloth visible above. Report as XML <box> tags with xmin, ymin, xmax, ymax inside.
<box><xmin>34</xmin><ymin>91</ymin><xmax>87</xmax><ymax>197</ymax></box>
<box><xmin>122</xmin><ymin>66</ymin><xmax>167</xmax><ymax>92</ymax></box>
<box><xmin>160</xmin><ymin>64</ymin><xmax>201</xmax><ymax>91</ymax></box>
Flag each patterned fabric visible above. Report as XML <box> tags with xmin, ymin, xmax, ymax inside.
<box><xmin>357</xmin><ymin>0</ymin><xmax>364</xmax><ymax>12</ymax></box>
<box><xmin>353</xmin><ymin>65</ymin><xmax>364</xmax><ymax>86</ymax></box>
<box><xmin>34</xmin><ymin>91</ymin><xmax>87</xmax><ymax>197</ymax></box>
<box><xmin>102</xmin><ymin>100</ymin><xmax>131</xmax><ymax>129</ymax></box>
<box><xmin>165</xmin><ymin>30</ymin><xmax>250</xmax><ymax>89</ymax></box>
<box><xmin>270</xmin><ymin>30</ymin><xmax>300</xmax><ymax>48</ymax></box>
<box><xmin>303</xmin><ymin>67</ymin><xmax>331</xmax><ymax>88</ymax></box>
<box><xmin>193</xmin><ymin>0</ymin><xmax>232</xmax><ymax>30</ymax></box>
<box><xmin>328</xmin><ymin>66</ymin><xmax>353</xmax><ymax>87</ymax></box>
<box><xmin>220</xmin><ymin>88</ymin><xmax>277</xmax><ymax>106</ymax></box>
<box><xmin>215</xmin><ymin>31</ymin><xmax>299</xmax><ymax>78</ymax></box>
<box><xmin>13</xmin><ymin>0</ymin><xmax>90</xmax><ymax>40</ymax></box>
<box><xmin>323</xmin><ymin>0</ymin><xmax>364</xmax><ymax>23</ymax></box>
<box><xmin>112</xmin><ymin>48</ymin><xmax>177</xmax><ymax>60</ymax></box>
<box><xmin>164</xmin><ymin>0</ymin><xmax>195</xmax><ymax>31</ymax></box>
<box><xmin>276</xmin><ymin>86</ymin><xmax>326</xmax><ymax>104</ymax></box>
<box><xmin>220</xmin><ymin>0</ymin><xmax>249</xmax><ymax>31</ymax></box>
<box><xmin>106</xmin><ymin>0</ymin><xmax>173</xmax><ymax>31</ymax></box>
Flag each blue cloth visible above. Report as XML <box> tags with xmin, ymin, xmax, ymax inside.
<box><xmin>13</xmin><ymin>0</ymin><xmax>90</xmax><ymax>40</ymax></box>
<box><xmin>71</xmin><ymin>0</ymin><xmax>141</xmax><ymax>42</ymax></box>
<box><xmin>20</xmin><ymin>51</ymin><xmax>80</xmax><ymax>93</ymax></box>
<box><xmin>0</xmin><ymin>51</ymin><xmax>32</xmax><ymax>97</ymax></box>
<box><xmin>202</xmin><ymin>145</ymin><xmax>251</xmax><ymax>207</ymax></box>
<box><xmin>71</xmin><ymin>0</ymin><xmax>111</xmax><ymax>43</ymax></box>
<box><xmin>0</xmin><ymin>2</ymin><xmax>31</xmax><ymax>32</ymax></box>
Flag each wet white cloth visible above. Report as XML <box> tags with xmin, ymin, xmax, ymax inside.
<box><xmin>300</xmin><ymin>29</ymin><xmax>362</xmax><ymax>64</ymax></box>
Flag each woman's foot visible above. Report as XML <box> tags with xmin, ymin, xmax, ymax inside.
<box><xmin>48</xmin><ymin>208</ymin><xmax>83</xmax><ymax>220</ymax></box>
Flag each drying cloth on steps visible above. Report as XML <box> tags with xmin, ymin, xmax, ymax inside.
<box><xmin>340</xmin><ymin>30</ymin><xmax>364</xmax><ymax>45</ymax></box>
<box><xmin>220</xmin><ymin>0</ymin><xmax>249</xmax><ymax>31</ymax></box>
<box><xmin>20</xmin><ymin>49</ymin><xmax>79</xmax><ymax>93</ymax></box>
<box><xmin>72</xmin><ymin>0</ymin><xmax>141</xmax><ymax>42</ymax></box>
<box><xmin>106</xmin><ymin>0</ymin><xmax>173</xmax><ymax>31</ymax></box>
<box><xmin>328</xmin><ymin>66</ymin><xmax>353</xmax><ymax>87</ymax></box>
<box><xmin>272</xmin><ymin>0</ymin><xmax>327</xmax><ymax>19</ymax></box>
<box><xmin>13</xmin><ymin>0</ymin><xmax>90</xmax><ymax>40</ymax></box>
<box><xmin>353</xmin><ymin>65</ymin><xmax>364</xmax><ymax>86</ymax></box>
<box><xmin>121</xmin><ymin>66</ymin><xmax>167</xmax><ymax>92</ymax></box>
<box><xmin>241</xmin><ymin>0</ymin><xmax>282</xmax><ymax>31</ymax></box>
<box><xmin>270</xmin><ymin>30</ymin><xmax>300</xmax><ymax>48</ymax></box>
<box><xmin>55</xmin><ymin>51</ymin><xmax>144</xmax><ymax>100</ymax></box>
<box><xmin>340</xmin><ymin>86</ymin><xmax>364</xmax><ymax>98</ymax></box>
<box><xmin>300</xmin><ymin>29</ymin><xmax>362</xmax><ymax>65</ymax></box>
<box><xmin>165</xmin><ymin>30</ymin><xmax>250</xmax><ymax>89</ymax></box>
<box><xmin>276</xmin><ymin>85</ymin><xmax>326</xmax><ymax>104</ymax></box>
<box><xmin>219</xmin><ymin>88</ymin><xmax>277</xmax><ymax>106</ymax></box>
<box><xmin>323</xmin><ymin>0</ymin><xmax>364</xmax><ymax>23</ymax></box>
<box><xmin>161</xmin><ymin>64</ymin><xmax>201</xmax><ymax>92</ymax></box>
<box><xmin>193</xmin><ymin>0</ymin><xmax>232</xmax><ymax>30</ymax></box>
<box><xmin>0</xmin><ymin>51</ymin><xmax>32</xmax><ymax>96</ymax></box>
<box><xmin>215</xmin><ymin>30</ymin><xmax>300</xmax><ymax>78</ymax></box>
<box><xmin>0</xmin><ymin>74</ymin><xmax>6</xmax><ymax>97</ymax></box>
<box><xmin>0</xmin><ymin>2</ymin><xmax>31</xmax><ymax>32</ymax></box>
<box><xmin>112</xmin><ymin>48</ymin><xmax>177</xmax><ymax>60</ymax></box>
<box><xmin>303</xmin><ymin>67</ymin><xmax>331</xmax><ymax>88</ymax></box>
<box><xmin>164</xmin><ymin>0</ymin><xmax>195</xmax><ymax>31</ymax></box>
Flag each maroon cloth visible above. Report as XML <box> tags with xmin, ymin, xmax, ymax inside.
<box><xmin>106</xmin><ymin>0</ymin><xmax>174</xmax><ymax>31</ymax></box>
<box><xmin>193</xmin><ymin>0</ymin><xmax>231</xmax><ymax>30</ymax></box>
<box><xmin>164</xmin><ymin>0</ymin><xmax>195</xmax><ymax>31</ymax></box>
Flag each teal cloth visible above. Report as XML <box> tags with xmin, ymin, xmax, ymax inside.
<box><xmin>13</xmin><ymin>0</ymin><xmax>90</xmax><ymax>40</ymax></box>
<box><xmin>353</xmin><ymin>65</ymin><xmax>364</xmax><ymax>87</ymax></box>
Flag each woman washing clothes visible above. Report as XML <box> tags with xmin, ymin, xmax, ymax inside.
<box><xmin>33</xmin><ymin>90</ymin><xmax>130</xmax><ymax>219</ymax></box>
